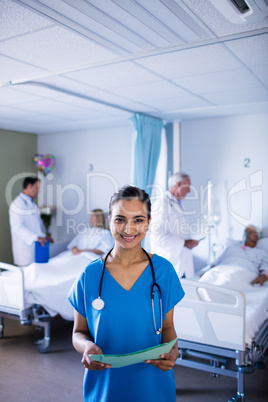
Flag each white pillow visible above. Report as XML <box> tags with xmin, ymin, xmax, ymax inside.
<box><xmin>258</xmin><ymin>237</ymin><xmax>268</xmax><ymax>252</ymax></box>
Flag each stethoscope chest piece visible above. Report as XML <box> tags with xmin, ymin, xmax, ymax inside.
<box><xmin>92</xmin><ymin>297</ymin><xmax>105</xmax><ymax>311</ymax></box>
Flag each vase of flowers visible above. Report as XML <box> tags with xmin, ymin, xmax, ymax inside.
<box><xmin>39</xmin><ymin>206</ymin><xmax>56</xmax><ymax>236</ymax></box>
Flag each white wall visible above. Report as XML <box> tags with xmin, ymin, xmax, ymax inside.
<box><xmin>38</xmin><ymin>125</ymin><xmax>132</xmax><ymax>241</ymax></box>
<box><xmin>180</xmin><ymin>113</ymin><xmax>268</xmax><ymax>268</ymax></box>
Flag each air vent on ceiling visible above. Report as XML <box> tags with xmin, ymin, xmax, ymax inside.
<box><xmin>230</xmin><ymin>0</ymin><xmax>250</xmax><ymax>13</ymax></box>
<box><xmin>210</xmin><ymin>0</ymin><xmax>268</xmax><ymax>24</ymax></box>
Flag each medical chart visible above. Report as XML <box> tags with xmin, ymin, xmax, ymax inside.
<box><xmin>89</xmin><ymin>338</ymin><xmax>177</xmax><ymax>368</ymax></box>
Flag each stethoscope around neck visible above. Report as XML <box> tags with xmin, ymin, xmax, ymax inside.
<box><xmin>92</xmin><ymin>248</ymin><xmax>163</xmax><ymax>336</ymax></box>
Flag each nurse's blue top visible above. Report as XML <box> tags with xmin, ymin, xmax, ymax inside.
<box><xmin>68</xmin><ymin>254</ymin><xmax>184</xmax><ymax>402</ymax></box>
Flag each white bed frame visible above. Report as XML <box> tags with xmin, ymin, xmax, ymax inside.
<box><xmin>1</xmin><ymin>263</ymin><xmax>267</xmax><ymax>400</ymax></box>
<box><xmin>0</xmin><ymin>262</ymin><xmax>52</xmax><ymax>353</ymax></box>
<box><xmin>174</xmin><ymin>279</ymin><xmax>268</xmax><ymax>402</ymax></box>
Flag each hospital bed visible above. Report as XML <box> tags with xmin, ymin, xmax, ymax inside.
<box><xmin>174</xmin><ymin>238</ymin><xmax>268</xmax><ymax>402</ymax></box>
<box><xmin>0</xmin><ymin>251</ymin><xmax>99</xmax><ymax>353</ymax></box>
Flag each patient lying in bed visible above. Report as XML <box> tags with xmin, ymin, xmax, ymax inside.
<box><xmin>22</xmin><ymin>210</ymin><xmax>114</xmax><ymax>321</ymax></box>
<box><xmin>198</xmin><ymin>225</ymin><xmax>268</xmax><ymax>344</ymax></box>
<box><xmin>201</xmin><ymin>225</ymin><xmax>268</xmax><ymax>287</ymax></box>
<box><xmin>67</xmin><ymin>209</ymin><xmax>114</xmax><ymax>256</ymax></box>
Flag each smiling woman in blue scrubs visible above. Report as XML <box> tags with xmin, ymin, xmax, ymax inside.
<box><xmin>68</xmin><ymin>185</ymin><xmax>184</xmax><ymax>402</ymax></box>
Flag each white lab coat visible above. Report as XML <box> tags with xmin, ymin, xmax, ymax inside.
<box><xmin>150</xmin><ymin>191</ymin><xmax>194</xmax><ymax>278</ymax></box>
<box><xmin>9</xmin><ymin>192</ymin><xmax>46</xmax><ymax>266</ymax></box>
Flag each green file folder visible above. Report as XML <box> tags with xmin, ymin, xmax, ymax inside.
<box><xmin>89</xmin><ymin>338</ymin><xmax>177</xmax><ymax>368</ymax></box>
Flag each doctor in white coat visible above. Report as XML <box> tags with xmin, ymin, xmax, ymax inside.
<box><xmin>9</xmin><ymin>176</ymin><xmax>50</xmax><ymax>266</ymax></box>
<box><xmin>150</xmin><ymin>172</ymin><xmax>199</xmax><ymax>278</ymax></box>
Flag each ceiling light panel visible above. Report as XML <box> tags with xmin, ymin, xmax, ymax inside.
<box><xmin>90</xmin><ymin>0</ymin><xmax>182</xmax><ymax>46</ymax></box>
<box><xmin>62</xmin><ymin>0</ymin><xmax>158</xmax><ymax>51</ymax></box>
<box><xmin>11</xmin><ymin>0</ymin><xmax>214</xmax><ymax>55</ymax></box>
<box><xmin>112</xmin><ymin>0</ymin><xmax>213</xmax><ymax>41</ymax></box>
<box><xmin>11</xmin><ymin>0</ymin><xmax>167</xmax><ymax>53</ymax></box>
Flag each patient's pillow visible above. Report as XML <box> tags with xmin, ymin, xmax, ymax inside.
<box><xmin>258</xmin><ymin>237</ymin><xmax>268</xmax><ymax>252</ymax></box>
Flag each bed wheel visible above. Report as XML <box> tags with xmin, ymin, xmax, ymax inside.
<box><xmin>238</xmin><ymin>364</ymin><xmax>254</xmax><ymax>374</ymax></box>
<box><xmin>228</xmin><ymin>392</ymin><xmax>245</xmax><ymax>402</ymax></box>
<box><xmin>36</xmin><ymin>336</ymin><xmax>50</xmax><ymax>353</ymax></box>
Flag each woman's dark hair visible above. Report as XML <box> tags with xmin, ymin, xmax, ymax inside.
<box><xmin>23</xmin><ymin>176</ymin><xmax>39</xmax><ymax>189</ymax></box>
<box><xmin>108</xmin><ymin>185</ymin><xmax>151</xmax><ymax>220</ymax></box>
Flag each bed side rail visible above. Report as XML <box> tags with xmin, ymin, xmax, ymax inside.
<box><xmin>0</xmin><ymin>262</ymin><xmax>25</xmax><ymax>315</ymax></box>
<box><xmin>175</xmin><ymin>279</ymin><xmax>246</xmax><ymax>351</ymax></box>
<box><xmin>249</xmin><ymin>318</ymin><xmax>268</xmax><ymax>362</ymax></box>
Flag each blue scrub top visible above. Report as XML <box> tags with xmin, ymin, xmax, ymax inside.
<box><xmin>68</xmin><ymin>254</ymin><xmax>184</xmax><ymax>402</ymax></box>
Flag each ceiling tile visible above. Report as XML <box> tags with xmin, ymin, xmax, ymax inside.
<box><xmin>0</xmin><ymin>86</ymin><xmax>47</xmax><ymax>105</ymax></box>
<box><xmin>0</xmin><ymin>0</ymin><xmax>54</xmax><ymax>41</ymax></box>
<box><xmin>0</xmin><ymin>105</ymin><xmax>37</xmax><ymax>120</ymax></box>
<box><xmin>108</xmin><ymin>80</ymin><xmax>190</xmax><ymax>102</ymax></box>
<box><xmin>0</xmin><ymin>119</ymin><xmax>39</xmax><ymax>134</ymax></box>
<box><xmin>249</xmin><ymin>64</ymin><xmax>268</xmax><ymax>86</ymax></box>
<box><xmin>37</xmin><ymin>75</ymin><xmax>97</xmax><ymax>94</ymax></box>
<box><xmin>12</xmin><ymin>98</ymin><xmax>94</xmax><ymax>119</ymax></box>
<box><xmin>136</xmin><ymin>44</ymin><xmax>242</xmax><ymax>79</ymax></box>
<box><xmin>0</xmin><ymin>25</ymin><xmax>117</xmax><ymax>73</ymax></box>
<box><xmin>202</xmin><ymin>87</ymin><xmax>268</xmax><ymax>105</ymax></box>
<box><xmin>0</xmin><ymin>54</ymin><xmax>48</xmax><ymax>84</ymax></box>
<box><xmin>160</xmin><ymin>101</ymin><xmax>268</xmax><ymax>121</ymax></box>
<box><xmin>51</xmin><ymin>94</ymin><xmax>118</xmax><ymax>116</ymax></box>
<box><xmin>225</xmin><ymin>34</ymin><xmax>268</xmax><ymax>66</ymax></box>
<box><xmin>172</xmin><ymin>68</ymin><xmax>266</xmax><ymax>94</ymax></box>
<box><xmin>86</xmin><ymin>89</ymin><xmax>161</xmax><ymax>113</ymax></box>
<box><xmin>143</xmin><ymin>95</ymin><xmax>211</xmax><ymax>111</ymax></box>
<box><xmin>64</xmin><ymin>61</ymin><xmax>160</xmax><ymax>89</ymax></box>
<box><xmin>35</xmin><ymin>115</ymin><xmax>132</xmax><ymax>134</ymax></box>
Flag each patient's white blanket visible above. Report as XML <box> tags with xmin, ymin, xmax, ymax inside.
<box><xmin>23</xmin><ymin>251</ymin><xmax>99</xmax><ymax>320</ymax></box>
<box><xmin>199</xmin><ymin>265</ymin><xmax>268</xmax><ymax>345</ymax></box>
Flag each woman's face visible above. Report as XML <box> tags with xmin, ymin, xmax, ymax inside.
<box><xmin>90</xmin><ymin>213</ymin><xmax>98</xmax><ymax>227</ymax></box>
<box><xmin>109</xmin><ymin>198</ymin><xmax>150</xmax><ymax>249</ymax></box>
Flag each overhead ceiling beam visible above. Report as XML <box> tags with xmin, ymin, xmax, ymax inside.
<box><xmin>2</xmin><ymin>27</ymin><xmax>267</xmax><ymax>87</ymax></box>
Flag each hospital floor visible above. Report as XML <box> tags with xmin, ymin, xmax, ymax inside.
<box><xmin>0</xmin><ymin>317</ymin><xmax>267</xmax><ymax>402</ymax></box>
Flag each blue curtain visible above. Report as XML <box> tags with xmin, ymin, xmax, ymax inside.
<box><xmin>130</xmin><ymin>113</ymin><xmax>163</xmax><ymax>197</ymax></box>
